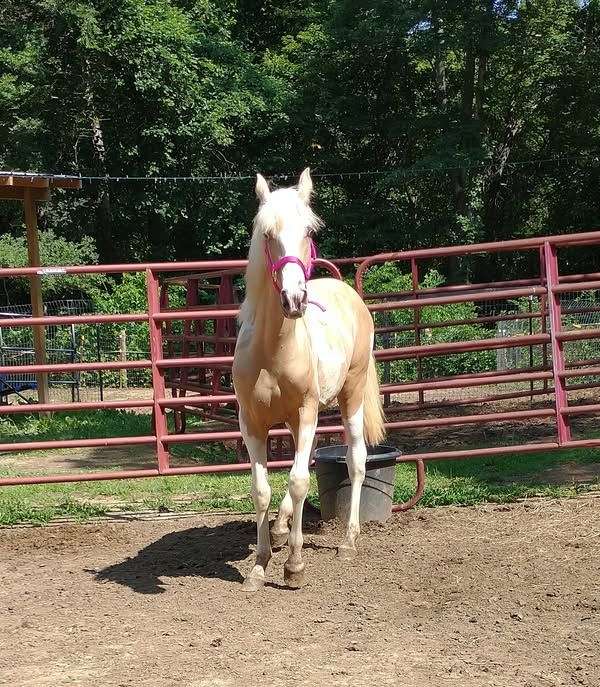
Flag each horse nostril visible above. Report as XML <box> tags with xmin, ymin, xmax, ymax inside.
<box><xmin>281</xmin><ymin>289</ymin><xmax>293</xmax><ymax>312</ymax></box>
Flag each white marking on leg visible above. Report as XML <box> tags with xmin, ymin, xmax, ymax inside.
<box><xmin>239</xmin><ymin>414</ymin><xmax>271</xmax><ymax>589</ymax></box>
<box><xmin>341</xmin><ymin>404</ymin><xmax>367</xmax><ymax>552</ymax></box>
<box><xmin>273</xmin><ymin>429</ymin><xmax>317</xmax><ymax>541</ymax></box>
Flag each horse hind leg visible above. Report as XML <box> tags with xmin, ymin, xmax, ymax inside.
<box><xmin>270</xmin><ymin>489</ymin><xmax>292</xmax><ymax>549</ymax></box>
<box><xmin>337</xmin><ymin>400</ymin><xmax>367</xmax><ymax>560</ymax></box>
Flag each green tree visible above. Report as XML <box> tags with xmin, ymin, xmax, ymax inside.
<box><xmin>1</xmin><ymin>0</ymin><xmax>599</xmax><ymax>283</ymax></box>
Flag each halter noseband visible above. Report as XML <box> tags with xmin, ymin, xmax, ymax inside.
<box><xmin>264</xmin><ymin>238</ymin><xmax>326</xmax><ymax>312</ymax></box>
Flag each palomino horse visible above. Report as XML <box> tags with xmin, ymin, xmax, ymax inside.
<box><xmin>232</xmin><ymin>168</ymin><xmax>385</xmax><ymax>591</ymax></box>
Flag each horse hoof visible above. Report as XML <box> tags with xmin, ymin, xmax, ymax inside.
<box><xmin>337</xmin><ymin>544</ymin><xmax>357</xmax><ymax>560</ymax></box>
<box><xmin>242</xmin><ymin>575</ymin><xmax>265</xmax><ymax>593</ymax></box>
<box><xmin>284</xmin><ymin>563</ymin><xmax>305</xmax><ymax>589</ymax></box>
<box><xmin>270</xmin><ymin>529</ymin><xmax>289</xmax><ymax>549</ymax></box>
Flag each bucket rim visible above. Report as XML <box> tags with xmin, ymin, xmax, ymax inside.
<box><xmin>314</xmin><ymin>443</ymin><xmax>401</xmax><ymax>464</ymax></box>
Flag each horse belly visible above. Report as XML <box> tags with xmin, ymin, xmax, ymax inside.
<box><xmin>318</xmin><ymin>360</ymin><xmax>347</xmax><ymax>406</ymax></box>
<box><xmin>309</xmin><ymin>325</ymin><xmax>350</xmax><ymax>407</ymax></box>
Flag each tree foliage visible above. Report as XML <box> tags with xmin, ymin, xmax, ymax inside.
<box><xmin>0</xmin><ymin>229</ymin><xmax>105</xmax><ymax>301</ymax></box>
<box><xmin>363</xmin><ymin>262</ymin><xmax>495</xmax><ymax>378</ymax></box>
<box><xmin>1</xmin><ymin>0</ymin><xmax>599</xmax><ymax>281</ymax></box>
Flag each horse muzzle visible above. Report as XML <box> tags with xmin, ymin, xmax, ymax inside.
<box><xmin>281</xmin><ymin>288</ymin><xmax>308</xmax><ymax>319</ymax></box>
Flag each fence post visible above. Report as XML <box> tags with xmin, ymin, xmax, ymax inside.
<box><xmin>528</xmin><ymin>296</ymin><xmax>534</xmax><ymax>404</ymax></box>
<box><xmin>539</xmin><ymin>246</ymin><xmax>549</xmax><ymax>393</ymax></box>
<box><xmin>411</xmin><ymin>258</ymin><xmax>425</xmax><ymax>405</ymax></box>
<box><xmin>70</xmin><ymin>323</ymin><xmax>80</xmax><ymax>402</ymax></box>
<box><xmin>146</xmin><ymin>268</ymin><xmax>170</xmax><ymax>473</ymax></box>
<box><xmin>382</xmin><ymin>311</ymin><xmax>391</xmax><ymax>408</ymax></box>
<box><xmin>542</xmin><ymin>242</ymin><xmax>571</xmax><ymax>445</ymax></box>
<box><xmin>95</xmin><ymin>324</ymin><xmax>104</xmax><ymax>402</ymax></box>
<box><xmin>118</xmin><ymin>330</ymin><xmax>128</xmax><ymax>388</ymax></box>
<box><xmin>23</xmin><ymin>190</ymin><xmax>50</xmax><ymax>411</ymax></box>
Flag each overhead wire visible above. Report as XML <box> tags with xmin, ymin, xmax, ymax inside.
<box><xmin>2</xmin><ymin>151</ymin><xmax>599</xmax><ymax>185</ymax></box>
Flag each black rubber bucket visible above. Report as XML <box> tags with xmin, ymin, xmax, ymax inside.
<box><xmin>314</xmin><ymin>444</ymin><xmax>401</xmax><ymax>523</ymax></box>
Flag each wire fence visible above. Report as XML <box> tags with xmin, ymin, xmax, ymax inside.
<box><xmin>0</xmin><ymin>300</ymin><xmax>152</xmax><ymax>403</ymax></box>
<box><xmin>496</xmin><ymin>292</ymin><xmax>600</xmax><ymax>368</ymax></box>
<box><xmin>2</xmin><ymin>289</ymin><xmax>600</xmax><ymax>409</ymax></box>
<box><xmin>372</xmin><ymin>290</ymin><xmax>600</xmax><ymax>407</ymax></box>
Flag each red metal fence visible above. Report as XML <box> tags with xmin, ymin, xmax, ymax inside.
<box><xmin>1</xmin><ymin>230</ymin><xmax>599</xmax><ymax>511</ymax></box>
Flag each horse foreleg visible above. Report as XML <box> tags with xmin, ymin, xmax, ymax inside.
<box><xmin>272</xmin><ymin>431</ymin><xmax>317</xmax><ymax>548</ymax></box>
<box><xmin>284</xmin><ymin>408</ymin><xmax>317</xmax><ymax>588</ymax></box>
<box><xmin>338</xmin><ymin>403</ymin><xmax>367</xmax><ymax>559</ymax></box>
<box><xmin>240</xmin><ymin>414</ymin><xmax>271</xmax><ymax>592</ymax></box>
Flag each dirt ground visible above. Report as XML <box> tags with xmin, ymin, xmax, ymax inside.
<box><xmin>1</xmin><ymin>498</ymin><xmax>599</xmax><ymax>687</ymax></box>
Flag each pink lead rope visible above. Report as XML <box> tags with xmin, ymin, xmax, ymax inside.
<box><xmin>264</xmin><ymin>238</ymin><xmax>327</xmax><ymax>312</ymax></box>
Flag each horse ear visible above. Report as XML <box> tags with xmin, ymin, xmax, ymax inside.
<box><xmin>255</xmin><ymin>173</ymin><xmax>270</xmax><ymax>204</ymax></box>
<box><xmin>298</xmin><ymin>167</ymin><xmax>313</xmax><ymax>203</ymax></box>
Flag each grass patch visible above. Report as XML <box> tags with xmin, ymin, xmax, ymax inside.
<box><xmin>0</xmin><ymin>410</ymin><xmax>151</xmax><ymax>447</ymax></box>
<box><xmin>0</xmin><ymin>410</ymin><xmax>237</xmax><ymax>464</ymax></box>
<box><xmin>1</xmin><ymin>410</ymin><xmax>599</xmax><ymax>525</ymax></box>
<box><xmin>413</xmin><ymin>442</ymin><xmax>600</xmax><ymax>506</ymax></box>
<box><xmin>0</xmin><ymin>471</ymin><xmax>295</xmax><ymax>526</ymax></box>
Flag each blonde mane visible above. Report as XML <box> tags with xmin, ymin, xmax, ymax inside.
<box><xmin>239</xmin><ymin>186</ymin><xmax>322</xmax><ymax>324</ymax></box>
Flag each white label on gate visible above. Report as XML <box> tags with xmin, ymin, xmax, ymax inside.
<box><xmin>37</xmin><ymin>268</ymin><xmax>67</xmax><ymax>275</ymax></box>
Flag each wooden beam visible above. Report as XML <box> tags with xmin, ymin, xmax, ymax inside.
<box><xmin>49</xmin><ymin>177</ymin><xmax>82</xmax><ymax>190</ymax></box>
<box><xmin>0</xmin><ymin>187</ymin><xmax>50</xmax><ymax>201</ymax></box>
<box><xmin>11</xmin><ymin>176</ymin><xmax>50</xmax><ymax>188</ymax></box>
<box><xmin>0</xmin><ymin>172</ymin><xmax>82</xmax><ymax>194</ymax></box>
<box><xmin>23</xmin><ymin>189</ymin><xmax>50</xmax><ymax>409</ymax></box>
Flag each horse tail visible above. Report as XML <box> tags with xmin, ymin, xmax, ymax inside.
<box><xmin>363</xmin><ymin>353</ymin><xmax>386</xmax><ymax>446</ymax></box>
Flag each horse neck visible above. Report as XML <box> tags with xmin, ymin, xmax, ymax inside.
<box><xmin>240</xmin><ymin>235</ymin><xmax>297</xmax><ymax>345</ymax></box>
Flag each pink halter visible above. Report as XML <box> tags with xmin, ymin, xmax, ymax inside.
<box><xmin>264</xmin><ymin>238</ymin><xmax>326</xmax><ymax>312</ymax></box>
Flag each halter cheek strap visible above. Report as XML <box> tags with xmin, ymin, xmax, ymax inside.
<box><xmin>264</xmin><ymin>238</ymin><xmax>326</xmax><ymax>312</ymax></box>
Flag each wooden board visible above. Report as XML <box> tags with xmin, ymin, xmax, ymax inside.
<box><xmin>0</xmin><ymin>187</ymin><xmax>50</xmax><ymax>201</ymax></box>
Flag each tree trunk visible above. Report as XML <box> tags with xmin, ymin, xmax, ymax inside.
<box><xmin>455</xmin><ymin>39</ymin><xmax>476</xmax><ymax>222</ymax></box>
<box><xmin>90</xmin><ymin>116</ymin><xmax>114</xmax><ymax>262</ymax></box>
<box><xmin>84</xmin><ymin>60</ymin><xmax>114</xmax><ymax>262</ymax></box>
<box><xmin>475</xmin><ymin>0</ymin><xmax>494</xmax><ymax>121</ymax></box>
<box><xmin>475</xmin><ymin>53</ymin><xmax>488</xmax><ymax>120</ymax></box>
<box><xmin>463</xmin><ymin>44</ymin><xmax>476</xmax><ymax>123</ymax></box>
<box><xmin>483</xmin><ymin>116</ymin><xmax>524</xmax><ymax>241</ymax></box>
<box><xmin>433</xmin><ymin>13</ymin><xmax>448</xmax><ymax>109</ymax></box>
<box><xmin>433</xmin><ymin>11</ymin><xmax>470</xmax><ymax>281</ymax></box>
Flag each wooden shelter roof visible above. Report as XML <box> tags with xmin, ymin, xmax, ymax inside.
<box><xmin>0</xmin><ymin>172</ymin><xmax>82</xmax><ymax>201</ymax></box>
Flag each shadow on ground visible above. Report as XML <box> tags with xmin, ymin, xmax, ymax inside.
<box><xmin>92</xmin><ymin>504</ymin><xmax>323</xmax><ymax>594</ymax></box>
<box><xmin>93</xmin><ymin>519</ymin><xmax>254</xmax><ymax>593</ymax></box>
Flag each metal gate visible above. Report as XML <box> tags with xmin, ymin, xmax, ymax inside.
<box><xmin>1</xmin><ymin>231</ymin><xmax>599</xmax><ymax>510</ymax></box>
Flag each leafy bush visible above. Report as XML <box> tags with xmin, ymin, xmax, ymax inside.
<box><xmin>362</xmin><ymin>263</ymin><xmax>495</xmax><ymax>381</ymax></box>
<box><xmin>79</xmin><ymin>273</ymin><xmax>192</xmax><ymax>388</ymax></box>
<box><xmin>0</xmin><ymin>229</ymin><xmax>107</xmax><ymax>303</ymax></box>
<box><xmin>72</xmin><ymin>273</ymin><xmax>154</xmax><ymax>387</ymax></box>
<box><xmin>508</xmin><ymin>293</ymin><xmax>600</xmax><ymax>369</ymax></box>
